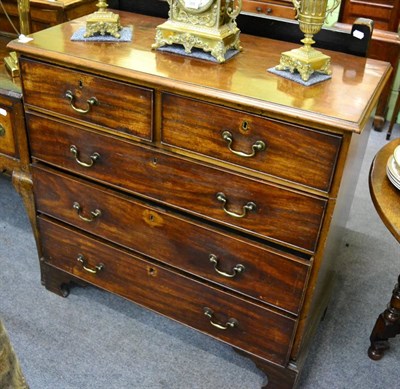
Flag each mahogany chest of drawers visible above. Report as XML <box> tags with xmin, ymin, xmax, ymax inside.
<box><xmin>9</xmin><ymin>11</ymin><xmax>390</xmax><ymax>388</ymax></box>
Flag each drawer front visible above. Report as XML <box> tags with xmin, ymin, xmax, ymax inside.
<box><xmin>161</xmin><ymin>93</ymin><xmax>342</xmax><ymax>192</ymax></box>
<box><xmin>20</xmin><ymin>58</ymin><xmax>153</xmax><ymax>141</ymax></box>
<box><xmin>39</xmin><ymin>217</ymin><xmax>296</xmax><ymax>366</ymax></box>
<box><xmin>242</xmin><ymin>1</ymin><xmax>296</xmax><ymax>19</ymax></box>
<box><xmin>0</xmin><ymin>105</ymin><xmax>16</xmax><ymax>157</ymax></box>
<box><xmin>33</xmin><ymin>165</ymin><xmax>310</xmax><ymax>314</ymax></box>
<box><xmin>28</xmin><ymin>114</ymin><xmax>327</xmax><ymax>253</ymax></box>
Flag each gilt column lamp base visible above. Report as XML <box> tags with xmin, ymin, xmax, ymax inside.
<box><xmin>276</xmin><ymin>47</ymin><xmax>331</xmax><ymax>82</ymax></box>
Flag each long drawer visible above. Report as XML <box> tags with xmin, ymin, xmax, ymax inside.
<box><xmin>20</xmin><ymin>58</ymin><xmax>154</xmax><ymax>141</ymax></box>
<box><xmin>161</xmin><ymin>93</ymin><xmax>342</xmax><ymax>193</ymax></box>
<box><xmin>38</xmin><ymin>216</ymin><xmax>297</xmax><ymax>366</ymax></box>
<box><xmin>33</xmin><ymin>164</ymin><xmax>310</xmax><ymax>314</ymax></box>
<box><xmin>27</xmin><ymin>113</ymin><xmax>327</xmax><ymax>253</ymax></box>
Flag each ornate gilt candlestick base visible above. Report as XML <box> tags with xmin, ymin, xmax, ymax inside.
<box><xmin>4</xmin><ymin>51</ymin><xmax>20</xmax><ymax>78</ymax></box>
<box><xmin>4</xmin><ymin>0</ymin><xmax>30</xmax><ymax>77</ymax></box>
<box><xmin>84</xmin><ymin>0</ymin><xmax>121</xmax><ymax>38</ymax></box>
<box><xmin>276</xmin><ymin>0</ymin><xmax>340</xmax><ymax>81</ymax></box>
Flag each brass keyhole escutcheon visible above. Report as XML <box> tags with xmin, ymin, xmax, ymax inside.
<box><xmin>147</xmin><ymin>266</ymin><xmax>157</xmax><ymax>277</ymax></box>
<box><xmin>241</xmin><ymin>120</ymin><xmax>249</xmax><ymax>131</ymax></box>
<box><xmin>0</xmin><ymin>124</ymin><xmax>5</xmax><ymax>137</ymax></box>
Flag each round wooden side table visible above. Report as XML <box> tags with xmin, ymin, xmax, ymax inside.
<box><xmin>368</xmin><ymin>138</ymin><xmax>400</xmax><ymax>360</ymax></box>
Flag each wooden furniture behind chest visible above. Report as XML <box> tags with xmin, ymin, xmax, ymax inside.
<box><xmin>340</xmin><ymin>0</ymin><xmax>400</xmax><ymax>32</ymax></box>
<box><xmin>1</xmin><ymin>36</ymin><xmax>38</xmax><ymax>250</ymax></box>
<box><xmin>0</xmin><ymin>0</ymin><xmax>97</xmax><ymax>35</ymax></box>
<box><xmin>242</xmin><ymin>0</ymin><xmax>295</xmax><ymax>19</ymax></box>
<box><xmin>9</xmin><ymin>11</ymin><xmax>391</xmax><ymax>388</ymax></box>
<box><xmin>0</xmin><ymin>36</ymin><xmax>24</xmax><ymax>175</ymax></box>
<box><xmin>338</xmin><ymin>0</ymin><xmax>400</xmax><ymax>131</ymax></box>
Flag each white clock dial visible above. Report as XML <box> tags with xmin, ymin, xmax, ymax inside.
<box><xmin>179</xmin><ymin>0</ymin><xmax>214</xmax><ymax>12</ymax></box>
<box><xmin>184</xmin><ymin>0</ymin><xmax>212</xmax><ymax>8</ymax></box>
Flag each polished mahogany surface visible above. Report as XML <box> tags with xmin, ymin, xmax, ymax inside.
<box><xmin>8</xmin><ymin>11</ymin><xmax>391</xmax><ymax>133</ymax></box>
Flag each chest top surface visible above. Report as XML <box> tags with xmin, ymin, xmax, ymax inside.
<box><xmin>8</xmin><ymin>11</ymin><xmax>391</xmax><ymax>133</ymax></box>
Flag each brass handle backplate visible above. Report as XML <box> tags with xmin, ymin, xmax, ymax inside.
<box><xmin>203</xmin><ymin>307</ymin><xmax>238</xmax><ymax>330</ymax></box>
<box><xmin>209</xmin><ymin>254</ymin><xmax>245</xmax><ymax>278</ymax></box>
<box><xmin>76</xmin><ymin>254</ymin><xmax>104</xmax><ymax>274</ymax></box>
<box><xmin>70</xmin><ymin>145</ymin><xmax>100</xmax><ymax>168</ymax></box>
<box><xmin>216</xmin><ymin>192</ymin><xmax>257</xmax><ymax>218</ymax></box>
<box><xmin>73</xmin><ymin>202</ymin><xmax>102</xmax><ymax>222</ymax></box>
<box><xmin>222</xmin><ymin>131</ymin><xmax>265</xmax><ymax>158</ymax></box>
<box><xmin>65</xmin><ymin>90</ymin><xmax>98</xmax><ymax>114</ymax></box>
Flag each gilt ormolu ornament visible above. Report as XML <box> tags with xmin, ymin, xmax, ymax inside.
<box><xmin>84</xmin><ymin>0</ymin><xmax>121</xmax><ymax>38</ymax></box>
<box><xmin>276</xmin><ymin>0</ymin><xmax>340</xmax><ymax>81</ymax></box>
<box><xmin>152</xmin><ymin>0</ymin><xmax>242</xmax><ymax>63</ymax></box>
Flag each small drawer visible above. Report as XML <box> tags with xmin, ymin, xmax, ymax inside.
<box><xmin>20</xmin><ymin>58</ymin><xmax>153</xmax><ymax>141</ymax></box>
<box><xmin>242</xmin><ymin>0</ymin><xmax>296</xmax><ymax>19</ymax></box>
<box><xmin>0</xmin><ymin>105</ymin><xmax>16</xmax><ymax>157</ymax></box>
<box><xmin>161</xmin><ymin>93</ymin><xmax>342</xmax><ymax>193</ymax></box>
<box><xmin>33</xmin><ymin>165</ymin><xmax>310</xmax><ymax>314</ymax></box>
<box><xmin>28</xmin><ymin>114</ymin><xmax>327</xmax><ymax>253</ymax></box>
<box><xmin>39</xmin><ymin>216</ymin><xmax>296</xmax><ymax>366</ymax></box>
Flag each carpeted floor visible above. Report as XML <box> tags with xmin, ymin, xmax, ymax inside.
<box><xmin>0</xmin><ymin>125</ymin><xmax>399</xmax><ymax>389</ymax></box>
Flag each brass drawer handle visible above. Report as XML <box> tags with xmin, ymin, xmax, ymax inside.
<box><xmin>70</xmin><ymin>145</ymin><xmax>100</xmax><ymax>168</ymax></box>
<box><xmin>73</xmin><ymin>202</ymin><xmax>102</xmax><ymax>222</ymax></box>
<box><xmin>209</xmin><ymin>254</ymin><xmax>245</xmax><ymax>278</ymax></box>
<box><xmin>203</xmin><ymin>307</ymin><xmax>238</xmax><ymax>330</ymax></box>
<box><xmin>216</xmin><ymin>192</ymin><xmax>257</xmax><ymax>218</ymax></box>
<box><xmin>222</xmin><ymin>131</ymin><xmax>266</xmax><ymax>158</ymax></box>
<box><xmin>65</xmin><ymin>90</ymin><xmax>98</xmax><ymax>114</ymax></box>
<box><xmin>76</xmin><ymin>254</ymin><xmax>104</xmax><ymax>274</ymax></box>
<box><xmin>0</xmin><ymin>124</ymin><xmax>5</xmax><ymax>137</ymax></box>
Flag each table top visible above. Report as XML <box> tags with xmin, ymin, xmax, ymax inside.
<box><xmin>8</xmin><ymin>11</ymin><xmax>392</xmax><ymax>134</ymax></box>
<box><xmin>369</xmin><ymin>138</ymin><xmax>400</xmax><ymax>243</ymax></box>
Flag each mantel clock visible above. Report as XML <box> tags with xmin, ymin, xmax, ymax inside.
<box><xmin>152</xmin><ymin>0</ymin><xmax>242</xmax><ymax>63</ymax></box>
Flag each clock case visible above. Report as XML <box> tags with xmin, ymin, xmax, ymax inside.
<box><xmin>152</xmin><ymin>0</ymin><xmax>242</xmax><ymax>62</ymax></box>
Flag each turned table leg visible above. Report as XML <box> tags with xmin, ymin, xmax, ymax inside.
<box><xmin>368</xmin><ymin>274</ymin><xmax>400</xmax><ymax>360</ymax></box>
